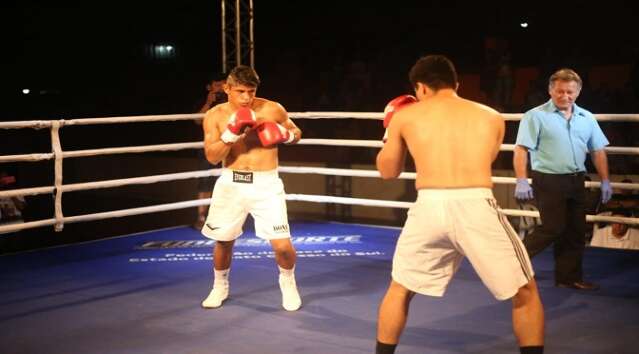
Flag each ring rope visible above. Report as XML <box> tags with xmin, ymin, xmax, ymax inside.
<box><xmin>0</xmin><ymin>186</ymin><xmax>54</xmax><ymax>199</ymax></box>
<box><xmin>3</xmin><ymin>190</ymin><xmax>638</xmax><ymax>235</ymax></box>
<box><xmin>0</xmin><ymin>153</ymin><xmax>55</xmax><ymax>163</ymax></box>
<box><xmin>0</xmin><ymin>114</ymin><xmax>203</xmax><ymax>130</ymax></box>
<box><xmin>1</xmin><ymin>165</ymin><xmax>638</xmax><ymax>234</ymax></box>
<box><xmin>4</xmin><ymin>166</ymin><xmax>639</xmax><ymax>201</ymax></box>
<box><xmin>1</xmin><ymin>141</ymin><xmax>637</xmax><ymax>165</ymax></box>
<box><xmin>2</xmin><ymin>113</ymin><xmax>639</xmax><ymax>234</ymax></box>
<box><xmin>0</xmin><ymin>142</ymin><xmax>203</xmax><ymax>164</ymax></box>
<box><xmin>0</xmin><ymin>199</ymin><xmax>209</xmax><ymax>234</ymax></box>
<box><xmin>288</xmin><ymin>112</ymin><xmax>639</xmax><ymax>122</ymax></box>
<box><xmin>3</xmin><ymin>113</ymin><xmax>639</xmax><ymax>131</ymax></box>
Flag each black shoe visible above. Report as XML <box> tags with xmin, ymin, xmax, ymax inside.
<box><xmin>555</xmin><ymin>280</ymin><xmax>600</xmax><ymax>290</ymax></box>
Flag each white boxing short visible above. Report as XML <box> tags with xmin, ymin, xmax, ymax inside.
<box><xmin>392</xmin><ymin>188</ymin><xmax>534</xmax><ymax>300</ymax></box>
<box><xmin>201</xmin><ymin>169</ymin><xmax>291</xmax><ymax>241</ymax></box>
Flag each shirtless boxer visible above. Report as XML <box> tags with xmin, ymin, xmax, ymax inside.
<box><xmin>375</xmin><ymin>55</ymin><xmax>545</xmax><ymax>354</ymax></box>
<box><xmin>200</xmin><ymin>65</ymin><xmax>302</xmax><ymax>311</ymax></box>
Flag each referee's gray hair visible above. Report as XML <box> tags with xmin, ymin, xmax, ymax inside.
<box><xmin>549</xmin><ymin>68</ymin><xmax>582</xmax><ymax>88</ymax></box>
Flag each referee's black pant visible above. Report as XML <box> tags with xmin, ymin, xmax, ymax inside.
<box><xmin>523</xmin><ymin>170</ymin><xmax>587</xmax><ymax>284</ymax></box>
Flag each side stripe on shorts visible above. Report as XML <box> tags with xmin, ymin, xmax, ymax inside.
<box><xmin>486</xmin><ymin>199</ymin><xmax>533</xmax><ymax>280</ymax></box>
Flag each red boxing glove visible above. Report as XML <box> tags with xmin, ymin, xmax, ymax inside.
<box><xmin>382</xmin><ymin>95</ymin><xmax>417</xmax><ymax>142</ymax></box>
<box><xmin>256</xmin><ymin>121</ymin><xmax>295</xmax><ymax>147</ymax></box>
<box><xmin>220</xmin><ymin>107</ymin><xmax>257</xmax><ymax>144</ymax></box>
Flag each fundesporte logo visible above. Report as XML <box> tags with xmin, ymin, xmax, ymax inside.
<box><xmin>139</xmin><ymin>235</ymin><xmax>363</xmax><ymax>249</ymax></box>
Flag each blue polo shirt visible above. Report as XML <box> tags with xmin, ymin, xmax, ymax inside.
<box><xmin>515</xmin><ymin>100</ymin><xmax>609</xmax><ymax>174</ymax></box>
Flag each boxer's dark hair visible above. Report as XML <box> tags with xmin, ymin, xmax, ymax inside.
<box><xmin>409</xmin><ymin>55</ymin><xmax>458</xmax><ymax>91</ymax></box>
<box><xmin>227</xmin><ymin>65</ymin><xmax>260</xmax><ymax>87</ymax></box>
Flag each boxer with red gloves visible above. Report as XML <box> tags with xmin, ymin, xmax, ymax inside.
<box><xmin>199</xmin><ymin>65</ymin><xmax>302</xmax><ymax>312</ymax></box>
<box><xmin>382</xmin><ymin>95</ymin><xmax>417</xmax><ymax>142</ymax></box>
<box><xmin>375</xmin><ymin>55</ymin><xmax>544</xmax><ymax>354</ymax></box>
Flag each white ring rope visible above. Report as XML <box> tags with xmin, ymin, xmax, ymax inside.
<box><xmin>61</xmin><ymin>169</ymin><xmax>220</xmax><ymax>193</ymax></box>
<box><xmin>0</xmin><ymin>114</ymin><xmax>203</xmax><ymax>130</ymax></box>
<box><xmin>286</xmin><ymin>194</ymin><xmax>413</xmax><ymax>209</ymax></box>
<box><xmin>4</xmin><ymin>167</ymin><xmax>638</xmax><ymax>201</ymax></box>
<box><xmin>1</xmin><ymin>164</ymin><xmax>638</xmax><ymax>234</ymax></box>
<box><xmin>1</xmin><ymin>141</ymin><xmax>637</xmax><ymax>165</ymax></box>
<box><xmin>0</xmin><ymin>142</ymin><xmax>203</xmax><ymax>164</ymax></box>
<box><xmin>297</xmin><ymin>139</ymin><xmax>383</xmax><ymax>148</ymax></box>
<box><xmin>1</xmin><ymin>112</ymin><xmax>639</xmax><ymax>234</ymax></box>
<box><xmin>3</xmin><ymin>113</ymin><xmax>639</xmax><ymax>130</ymax></box>
<box><xmin>0</xmin><ymin>200</ymin><xmax>210</xmax><ymax>234</ymax></box>
<box><xmin>0</xmin><ymin>153</ymin><xmax>55</xmax><ymax>163</ymax></box>
<box><xmin>286</xmin><ymin>194</ymin><xmax>639</xmax><ymax>226</ymax></box>
<box><xmin>287</xmin><ymin>112</ymin><xmax>639</xmax><ymax>122</ymax></box>
<box><xmin>501</xmin><ymin>113</ymin><xmax>639</xmax><ymax>122</ymax></box>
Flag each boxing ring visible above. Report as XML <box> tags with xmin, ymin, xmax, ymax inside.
<box><xmin>1</xmin><ymin>112</ymin><xmax>639</xmax><ymax>353</ymax></box>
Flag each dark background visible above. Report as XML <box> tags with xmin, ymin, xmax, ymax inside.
<box><xmin>2</xmin><ymin>1</ymin><xmax>639</xmax><ymax>252</ymax></box>
<box><xmin>6</xmin><ymin>1</ymin><xmax>639</xmax><ymax>118</ymax></box>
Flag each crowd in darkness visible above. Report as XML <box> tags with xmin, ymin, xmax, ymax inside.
<box><xmin>268</xmin><ymin>46</ymin><xmax>639</xmax><ymax>115</ymax></box>
<box><xmin>258</xmin><ymin>42</ymin><xmax>639</xmax><ymax>176</ymax></box>
<box><xmin>6</xmin><ymin>41</ymin><xmax>639</xmax><ymax>179</ymax></box>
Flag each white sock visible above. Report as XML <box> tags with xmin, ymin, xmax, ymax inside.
<box><xmin>278</xmin><ymin>265</ymin><xmax>301</xmax><ymax>311</ymax></box>
<box><xmin>214</xmin><ymin>268</ymin><xmax>230</xmax><ymax>285</ymax></box>
<box><xmin>278</xmin><ymin>265</ymin><xmax>295</xmax><ymax>278</ymax></box>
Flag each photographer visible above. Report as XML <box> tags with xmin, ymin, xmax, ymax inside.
<box><xmin>193</xmin><ymin>73</ymin><xmax>227</xmax><ymax>229</ymax></box>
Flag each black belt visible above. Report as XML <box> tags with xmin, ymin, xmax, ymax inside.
<box><xmin>534</xmin><ymin>171</ymin><xmax>585</xmax><ymax>177</ymax></box>
<box><xmin>557</xmin><ymin>171</ymin><xmax>585</xmax><ymax>176</ymax></box>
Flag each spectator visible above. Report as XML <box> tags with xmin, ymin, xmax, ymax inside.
<box><xmin>524</xmin><ymin>78</ymin><xmax>547</xmax><ymax>110</ymax></box>
<box><xmin>0</xmin><ymin>171</ymin><xmax>26</xmax><ymax>233</ymax></box>
<box><xmin>493</xmin><ymin>52</ymin><xmax>514</xmax><ymax>112</ymax></box>
<box><xmin>193</xmin><ymin>72</ymin><xmax>227</xmax><ymax>229</ymax></box>
<box><xmin>602</xmin><ymin>178</ymin><xmax>639</xmax><ymax>210</ymax></box>
<box><xmin>591</xmin><ymin>210</ymin><xmax>639</xmax><ymax>250</ymax></box>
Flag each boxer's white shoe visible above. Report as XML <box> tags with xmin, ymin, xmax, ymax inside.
<box><xmin>279</xmin><ymin>275</ymin><xmax>301</xmax><ymax>311</ymax></box>
<box><xmin>201</xmin><ymin>282</ymin><xmax>229</xmax><ymax>309</ymax></box>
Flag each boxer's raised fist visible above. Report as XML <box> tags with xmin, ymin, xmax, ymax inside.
<box><xmin>256</xmin><ymin>121</ymin><xmax>295</xmax><ymax>147</ymax></box>
<box><xmin>220</xmin><ymin>107</ymin><xmax>257</xmax><ymax>144</ymax></box>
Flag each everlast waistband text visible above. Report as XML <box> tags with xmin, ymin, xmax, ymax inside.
<box><xmin>233</xmin><ymin>171</ymin><xmax>253</xmax><ymax>183</ymax></box>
